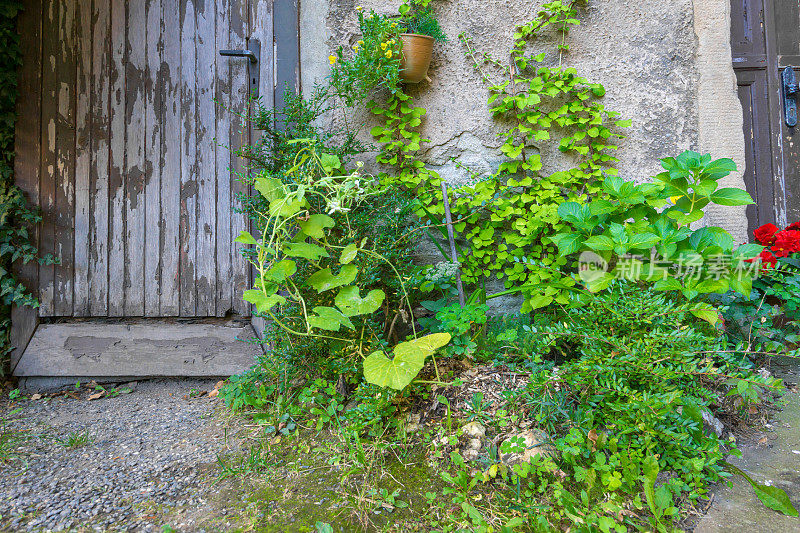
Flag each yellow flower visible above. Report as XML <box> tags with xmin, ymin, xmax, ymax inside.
<box><xmin>358</xmin><ymin>40</ymin><xmax>364</xmax><ymax>45</ymax></box>
<box><xmin>391</xmin><ymin>22</ymin><xmax>398</xmax><ymax>28</ymax></box>
<box><xmin>356</xmin><ymin>5</ymin><xmax>363</xmax><ymax>11</ymax></box>
<box><xmin>328</xmin><ymin>55</ymin><xmax>337</xmax><ymax>65</ymax></box>
<box><xmin>380</xmin><ymin>42</ymin><xmax>388</xmax><ymax>50</ymax></box>
<box><xmin>353</xmin><ymin>43</ymin><xmax>359</xmax><ymax>51</ymax></box>
<box><xmin>385</xmin><ymin>49</ymin><xmax>392</xmax><ymax>58</ymax></box>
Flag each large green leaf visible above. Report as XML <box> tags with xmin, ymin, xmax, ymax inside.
<box><xmin>283</xmin><ymin>242</ymin><xmax>330</xmax><ymax>262</ymax></box>
<box><xmin>340</xmin><ymin>243</ymin><xmax>358</xmax><ymax>264</ymax></box>
<box><xmin>363</xmin><ymin>333</ymin><xmax>452</xmax><ymax>390</ymax></box>
<box><xmin>299</xmin><ymin>214</ymin><xmax>335</xmax><ymax>239</ymax></box>
<box><xmin>549</xmin><ymin>233</ymin><xmax>582</xmax><ymax>255</ymax></box>
<box><xmin>269</xmin><ymin>196</ymin><xmax>305</xmax><ymax>218</ymax></box>
<box><xmin>690</xmin><ymin>304</ymin><xmax>719</xmax><ymax>325</ymax></box>
<box><xmin>264</xmin><ymin>260</ymin><xmax>297</xmax><ymax>282</ymax></box>
<box><xmin>254</xmin><ymin>177</ymin><xmax>285</xmax><ymax>202</ymax></box>
<box><xmin>400</xmin><ymin>332</ymin><xmax>452</xmax><ymax>356</ymax></box>
<box><xmin>234</xmin><ymin>231</ymin><xmax>258</xmax><ymax>245</ymax></box>
<box><xmin>709</xmin><ymin>188</ymin><xmax>754</xmax><ymax>206</ymax></box>
<box><xmin>334</xmin><ymin>286</ymin><xmax>385</xmax><ymax>317</ymax></box>
<box><xmin>724</xmin><ymin>462</ymin><xmax>799</xmax><ymax>517</ymax></box>
<box><xmin>306</xmin><ymin>264</ymin><xmax>358</xmax><ymax>292</ymax></box>
<box><xmin>700</xmin><ymin>157</ymin><xmax>737</xmax><ymax>180</ymax></box>
<box><xmin>243</xmin><ymin>289</ymin><xmax>286</xmax><ymax>314</ymax></box>
<box><xmin>308</xmin><ymin>306</ymin><xmax>355</xmax><ymax>332</ymax></box>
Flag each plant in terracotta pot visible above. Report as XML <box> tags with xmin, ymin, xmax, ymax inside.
<box><xmin>398</xmin><ymin>6</ymin><xmax>447</xmax><ymax>84</ymax></box>
<box><xmin>329</xmin><ymin>9</ymin><xmax>403</xmax><ymax>106</ymax></box>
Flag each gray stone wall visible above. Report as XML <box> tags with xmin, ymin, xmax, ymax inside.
<box><xmin>300</xmin><ymin>0</ymin><xmax>748</xmax><ymax>240</ymax></box>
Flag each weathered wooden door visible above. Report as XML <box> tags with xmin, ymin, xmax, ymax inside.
<box><xmin>731</xmin><ymin>0</ymin><xmax>800</xmax><ymax>236</ymax></box>
<box><xmin>12</xmin><ymin>0</ymin><xmax>300</xmax><ymax>375</ymax></box>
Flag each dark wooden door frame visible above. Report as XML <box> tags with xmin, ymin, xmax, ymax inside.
<box><xmin>731</xmin><ymin>0</ymin><xmax>800</xmax><ymax>235</ymax></box>
<box><xmin>10</xmin><ymin>0</ymin><xmax>301</xmax><ymax>373</ymax></box>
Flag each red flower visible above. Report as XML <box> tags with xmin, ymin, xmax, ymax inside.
<box><xmin>754</xmin><ymin>223</ymin><xmax>780</xmax><ymax>245</ymax></box>
<box><xmin>757</xmin><ymin>249</ymin><xmax>778</xmax><ymax>268</ymax></box>
<box><xmin>772</xmin><ymin>229</ymin><xmax>800</xmax><ymax>258</ymax></box>
<box><xmin>787</xmin><ymin>220</ymin><xmax>800</xmax><ymax>232</ymax></box>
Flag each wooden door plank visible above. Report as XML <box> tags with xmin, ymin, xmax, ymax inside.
<box><xmin>38</xmin><ymin>0</ymin><xmax>58</xmax><ymax>317</ymax></box>
<box><xmin>11</xmin><ymin>0</ymin><xmax>44</xmax><ymax>370</ymax></box>
<box><xmin>124</xmin><ymin>0</ymin><xmax>147</xmax><ymax>316</ymax></box>
<box><xmin>89</xmin><ymin>0</ymin><xmax>111</xmax><ymax>316</ymax></box>
<box><xmin>160</xmin><ymin>0</ymin><xmax>181</xmax><ymax>316</ymax></box>
<box><xmin>195</xmin><ymin>0</ymin><xmax>217</xmax><ymax>316</ymax></box>
<box><xmin>108</xmin><ymin>0</ymin><xmax>127</xmax><ymax>316</ymax></box>
<box><xmin>179</xmin><ymin>0</ymin><xmax>198</xmax><ymax>316</ymax></box>
<box><xmin>144</xmin><ymin>0</ymin><xmax>164</xmax><ymax>317</ymax></box>
<box><xmin>54</xmin><ymin>0</ymin><xmax>76</xmax><ymax>316</ymax></box>
<box><xmin>229</xmin><ymin>0</ymin><xmax>254</xmax><ymax>316</ymax></box>
<box><xmin>73</xmin><ymin>0</ymin><xmax>93</xmax><ymax>317</ymax></box>
<box><xmin>215</xmin><ymin>0</ymin><xmax>233</xmax><ymax>317</ymax></box>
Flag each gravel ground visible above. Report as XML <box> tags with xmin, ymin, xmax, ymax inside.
<box><xmin>0</xmin><ymin>379</ymin><xmax>229</xmax><ymax>532</ymax></box>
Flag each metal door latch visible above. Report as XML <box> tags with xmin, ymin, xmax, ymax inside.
<box><xmin>219</xmin><ymin>39</ymin><xmax>260</xmax><ymax>98</ymax></box>
<box><xmin>783</xmin><ymin>66</ymin><xmax>799</xmax><ymax>127</ymax></box>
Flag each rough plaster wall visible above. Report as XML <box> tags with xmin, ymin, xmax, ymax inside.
<box><xmin>303</xmin><ymin>0</ymin><xmax>700</xmax><ymax>183</ymax></box>
<box><xmin>300</xmin><ymin>0</ymin><xmax>749</xmax><ymax>298</ymax></box>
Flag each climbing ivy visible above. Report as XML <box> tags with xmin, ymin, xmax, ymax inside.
<box><xmin>371</xmin><ymin>0</ymin><xmax>629</xmax><ymax>312</ymax></box>
<box><xmin>0</xmin><ymin>1</ymin><xmax>50</xmax><ymax>374</ymax></box>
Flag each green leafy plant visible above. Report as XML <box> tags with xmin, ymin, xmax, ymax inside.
<box><xmin>329</xmin><ymin>8</ymin><xmax>402</xmax><ymax>106</ymax></box>
<box><xmin>370</xmin><ymin>0</ymin><xmax>627</xmax><ymax>314</ymax></box>
<box><xmin>549</xmin><ymin>151</ymin><xmax>760</xmax><ymax>319</ymax></box>
<box><xmin>237</xmin><ymin>142</ymin><xmax>448</xmax><ymax>389</ymax></box>
<box><xmin>0</xmin><ymin>1</ymin><xmax>55</xmax><ymax>373</ymax></box>
<box><xmin>401</xmin><ymin>6</ymin><xmax>447</xmax><ymax>42</ymax></box>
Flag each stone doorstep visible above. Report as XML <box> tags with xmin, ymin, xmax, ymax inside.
<box><xmin>13</xmin><ymin>321</ymin><xmax>263</xmax><ymax>381</ymax></box>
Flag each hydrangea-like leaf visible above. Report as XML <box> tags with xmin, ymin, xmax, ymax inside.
<box><xmin>334</xmin><ymin>286</ymin><xmax>385</xmax><ymax>317</ymax></box>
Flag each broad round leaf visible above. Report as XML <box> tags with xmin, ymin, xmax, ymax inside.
<box><xmin>307</xmin><ymin>264</ymin><xmax>358</xmax><ymax>293</ymax></box>
<box><xmin>335</xmin><ymin>286</ymin><xmax>385</xmax><ymax>317</ymax></box>
<box><xmin>299</xmin><ymin>214</ymin><xmax>335</xmax><ymax>239</ymax></box>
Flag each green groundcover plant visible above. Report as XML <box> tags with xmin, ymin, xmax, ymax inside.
<box><xmin>217</xmin><ymin>0</ymin><xmax>799</xmax><ymax>529</ymax></box>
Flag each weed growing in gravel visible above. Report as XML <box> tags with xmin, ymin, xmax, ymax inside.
<box><xmin>0</xmin><ymin>407</ymin><xmax>26</xmax><ymax>463</ymax></box>
<box><xmin>56</xmin><ymin>429</ymin><xmax>93</xmax><ymax>449</ymax></box>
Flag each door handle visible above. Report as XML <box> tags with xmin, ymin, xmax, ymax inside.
<box><xmin>783</xmin><ymin>66</ymin><xmax>798</xmax><ymax>127</ymax></box>
<box><xmin>219</xmin><ymin>39</ymin><xmax>260</xmax><ymax>98</ymax></box>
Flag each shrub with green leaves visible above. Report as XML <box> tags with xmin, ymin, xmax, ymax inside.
<box><xmin>549</xmin><ymin>151</ymin><xmax>761</xmax><ymax>319</ymax></box>
<box><xmin>370</xmin><ymin>0</ymin><xmax>628</xmax><ymax>314</ymax></box>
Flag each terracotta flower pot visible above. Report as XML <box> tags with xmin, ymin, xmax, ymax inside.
<box><xmin>399</xmin><ymin>33</ymin><xmax>434</xmax><ymax>84</ymax></box>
